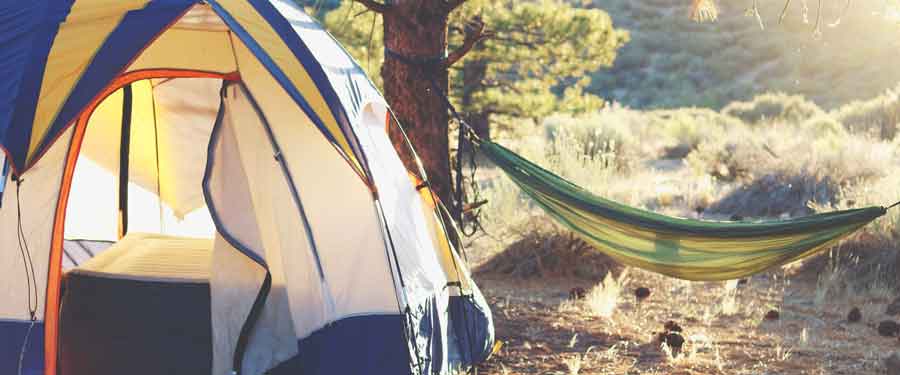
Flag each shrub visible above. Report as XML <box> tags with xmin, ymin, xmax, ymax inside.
<box><xmin>721</xmin><ymin>92</ymin><xmax>824</xmax><ymax>124</ymax></box>
<box><xmin>542</xmin><ymin>109</ymin><xmax>642</xmax><ymax>171</ymax></box>
<box><xmin>706</xmin><ymin>173</ymin><xmax>840</xmax><ymax>218</ymax></box>
<box><xmin>653</xmin><ymin>108</ymin><xmax>740</xmax><ymax>149</ymax></box>
<box><xmin>833</xmin><ymin>85</ymin><xmax>900</xmax><ymax>140</ymax></box>
<box><xmin>474</xmin><ymin>223</ymin><xmax>620</xmax><ymax>281</ymax></box>
<box><xmin>800</xmin><ymin>115</ymin><xmax>847</xmax><ymax>138</ymax></box>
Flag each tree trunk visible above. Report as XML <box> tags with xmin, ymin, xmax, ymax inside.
<box><xmin>382</xmin><ymin>4</ymin><xmax>453</xmax><ymax>211</ymax></box>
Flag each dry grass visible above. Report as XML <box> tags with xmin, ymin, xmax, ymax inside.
<box><xmin>474</xmin><ymin>266</ymin><xmax>897</xmax><ymax>374</ymax></box>
<box><xmin>585</xmin><ymin>271</ymin><xmax>627</xmax><ymax>318</ymax></box>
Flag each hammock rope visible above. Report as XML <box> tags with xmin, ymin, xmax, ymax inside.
<box><xmin>385</xmin><ymin>47</ymin><xmax>895</xmax><ymax>281</ymax></box>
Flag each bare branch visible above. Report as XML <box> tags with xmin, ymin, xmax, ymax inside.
<box><xmin>444</xmin><ymin>17</ymin><xmax>493</xmax><ymax>68</ymax></box>
<box><xmin>779</xmin><ymin>0</ymin><xmax>792</xmax><ymax>23</ymax></box>
<box><xmin>752</xmin><ymin>0</ymin><xmax>765</xmax><ymax>30</ymax></box>
<box><xmin>443</xmin><ymin>0</ymin><xmax>468</xmax><ymax>12</ymax></box>
<box><xmin>353</xmin><ymin>0</ymin><xmax>389</xmax><ymax>13</ymax></box>
<box><xmin>813</xmin><ymin>0</ymin><xmax>822</xmax><ymax>36</ymax></box>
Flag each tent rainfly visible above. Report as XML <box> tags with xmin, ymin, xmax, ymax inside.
<box><xmin>0</xmin><ymin>2</ymin><xmax>493</xmax><ymax>375</ymax></box>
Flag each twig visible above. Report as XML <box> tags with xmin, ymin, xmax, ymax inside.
<box><xmin>779</xmin><ymin>0</ymin><xmax>792</xmax><ymax>23</ymax></box>
<box><xmin>444</xmin><ymin>17</ymin><xmax>493</xmax><ymax>68</ymax></box>
<box><xmin>753</xmin><ymin>0</ymin><xmax>766</xmax><ymax>30</ymax></box>
<box><xmin>366</xmin><ymin>11</ymin><xmax>377</xmax><ymax>72</ymax></box>
<box><xmin>354</xmin><ymin>0</ymin><xmax>389</xmax><ymax>13</ymax></box>
<box><xmin>813</xmin><ymin>0</ymin><xmax>823</xmax><ymax>36</ymax></box>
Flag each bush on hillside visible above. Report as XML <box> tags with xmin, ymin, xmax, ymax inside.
<box><xmin>721</xmin><ymin>92</ymin><xmax>824</xmax><ymax>124</ymax></box>
<box><xmin>833</xmin><ymin>86</ymin><xmax>900</xmax><ymax>140</ymax></box>
<box><xmin>652</xmin><ymin>108</ymin><xmax>739</xmax><ymax>151</ymax></box>
<box><xmin>800</xmin><ymin>115</ymin><xmax>847</xmax><ymax>138</ymax></box>
<box><xmin>542</xmin><ymin>110</ymin><xmax>642</xmax><ymax>171</ymax></box>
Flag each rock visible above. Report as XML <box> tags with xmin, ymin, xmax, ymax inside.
<box><xmin>848</xmin><ymin>307</ymin><xmax>862</xmax><ymax>323</ymax></box>
<box><xmin>635</xmin><ymin>287</ymin><xmax>651</xmax><ymax>301</ymax></box>
<box><xmin>887</xmin><ymin>298</ymin><xmax>900</xmax><ymax>315</ymax></box>
<box><xmin>568</xmin><ymin>287</ymin><xmax>586</xmax><ymax>300</ymax></box>
<box><xmin>764</xmin><ymin>310</ymin><xmax>780</xmax><ymax>321</ymax></box>
<box><xmin>663</xmin><ymin>320</ymin><xmax>683</xmax><ymax>333</ymax></box>
<box><xmin>885</xmin><ymin>353</ymin><xmax>900</xmax><ymax>375</ymax></box>
<box><xmin>879</xmin><ymin>320</ymin><xmax>900</xmax><ymax>337</ymax></box>
<box><xmin>662</xmin><ymin>332</ymin><xmax>685</xmax><ymax>356</ymax></box>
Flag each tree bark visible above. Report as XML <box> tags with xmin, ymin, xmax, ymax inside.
<box><xmin>382</xmin><ymin>4</ymin><xmax>453</xmax><ymax>209</ymax></box>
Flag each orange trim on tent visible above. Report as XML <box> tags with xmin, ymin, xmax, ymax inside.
<box><xmin>44</xmin><ymin>68</ymin><xmax>238</xmax><ymax>375</ymax></box>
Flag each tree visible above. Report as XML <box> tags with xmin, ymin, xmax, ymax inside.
<box><xmin>448</xmin><ymin>0</ymin><xmax>627</xmax><ymax>139</ymax></box>
<box><xmin>322</xmin><ymin>0</ymin><xmax>626</xmax><ymax>217</ymax></box>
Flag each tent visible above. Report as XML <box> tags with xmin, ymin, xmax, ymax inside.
<box><xmin>0</xmin><ymin>2</ymin><xmax>493</xmax><ymax>375</ymax></box>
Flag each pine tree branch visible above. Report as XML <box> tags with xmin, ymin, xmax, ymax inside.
<box><xmin>354</xmin><ymin>0</ymin><xmax>389</xmax><ymax>13</ymax></box>
<box><xmin>444</xmin><ymin>17</ymin><xmax>492</xmax><ymax>68</ymax></box>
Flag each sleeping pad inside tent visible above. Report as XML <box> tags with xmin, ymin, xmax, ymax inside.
<box><xmin>0</xmin><ymin>2</ymin><xmax>494</xmax><ymax>375</ymax></box>
<box><xmin>60</xmin><ymin>233</ymin><xmax>214</xmax><ymax>375</ymax></box>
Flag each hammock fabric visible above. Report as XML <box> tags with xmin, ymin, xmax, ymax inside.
<box><xmin>479</xmin><ymin>141</ymin><xmax>887</xmax><ymax>281</ymax></box>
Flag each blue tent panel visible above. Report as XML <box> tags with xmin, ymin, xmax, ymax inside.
<box><xmin>269</xmin><ymin>315</ymin><xmax>413</xmax><ymax>375</ymax></box>
<box><xmin>0</xmin><ymin>0</ymin><xmax>71</xmax><ymax>170</ymax></box>
<box><xmin>0</xmin><ymin>320</ymin><xmax>44</xmax><ymax>375</ymax></box>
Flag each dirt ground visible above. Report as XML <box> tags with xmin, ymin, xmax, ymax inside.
<box><xmin>470</xmin><ymin>266</ymin><xmax>899</xmax><ymax>374</ymax></box>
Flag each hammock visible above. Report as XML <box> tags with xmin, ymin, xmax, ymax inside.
<box><xmin>478</xmin><ymin>140</ymin><xmax>888</xmax><ymax>281</ymax></box>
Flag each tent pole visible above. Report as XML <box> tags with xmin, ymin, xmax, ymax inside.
<box><xmin>118</xmin><ymin>84</ymin><xmax>132</xmax><ymax>239</ymax></box>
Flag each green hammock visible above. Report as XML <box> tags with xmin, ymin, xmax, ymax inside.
<box><xmin>478</xmin><ymin>140</ymin><xmax>888</xmax><ymax>281</ymax></box>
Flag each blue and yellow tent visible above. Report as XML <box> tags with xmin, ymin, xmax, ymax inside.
<box><xmin>0</xmin><ymin>2</ymin><xmax>493</xmax><ymax>375</ymax></box>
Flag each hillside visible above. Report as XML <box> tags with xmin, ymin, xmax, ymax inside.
<box><xmin>587</xmin><ymin>0</ymin><xmax>900</xmax><ymax>109</ymax></box>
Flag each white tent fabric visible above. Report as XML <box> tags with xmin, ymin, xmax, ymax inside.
<box><xmin>0</xmin><ymin>126</ymin><xmax>73</xmax><ymax>321</ymax></box>
<box><xmin>211</xmin><ymin>235</ymin><xmax>296</xmax><ymax>375</ymax></box>
<box><xmin>152</xmin><ymin>78</ymin><xmax>221</xmax><ymax>218</ymax></box>
<box><xmin>216</xmin><ymin>75</ymin><xmax>404</xmax><ymax>335</ymax></box>
<box><xmin>356</xmin><ymin>103</ymin><xmax>450</xmax><ymax>306</ymax></box>
<box><xmin>270</xmin><ymin>0</ymin><xmax>385</xmax><ymax>125</ymax></box>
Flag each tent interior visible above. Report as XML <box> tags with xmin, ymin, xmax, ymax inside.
<box><xmin>60</xmin><ymin>77</ymin><xmax>222</xmax><ymax>375</ymax></box>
